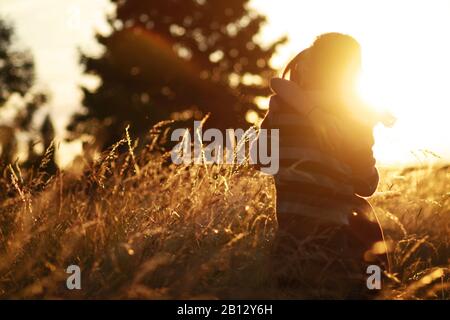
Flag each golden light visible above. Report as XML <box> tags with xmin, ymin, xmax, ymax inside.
<box><xmin>245</xmin><ymin>110</ymin><xmax>260</xmax><ymax>124</ymax></box>
<box><xmin>251</xmin><ymin>0</ymin><xmax>450</xmax><ymax>164</ymax></box>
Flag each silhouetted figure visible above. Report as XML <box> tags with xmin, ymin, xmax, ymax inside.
<box><xmin>259</xmin><ymin>33</ymin><xmax>390</xmax><ymax>298</ymax></box>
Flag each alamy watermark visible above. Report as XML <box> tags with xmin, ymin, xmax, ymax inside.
<box><xmin>170</xmin><ymin>121</ymin><xmax>279</xmax><ymax>175</ymax></box>
<box><xmin>66</xmin><ymin>265</ymin><xmax>81</xmax><ymax>290</ymax></box>
<box><xmin>366</xmin><ymin>265</ymin><xmax>382</xmax><ymax>290</ymax></box>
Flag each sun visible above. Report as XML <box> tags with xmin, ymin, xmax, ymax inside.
<box><xmin>252</xmin><ymin>0</ymin><xmax>450</xmax><ymax>164</ymax></box>
<box><xmin>357</xmin><ymin>71</ymin><xmax>389</xmax><ymax>115</ymax></box>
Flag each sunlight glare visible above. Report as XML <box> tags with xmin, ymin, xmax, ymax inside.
<box><xmin>251</xmin><ymin>0</ymin><xmax>450</xmax><ymax>164</ymax></box>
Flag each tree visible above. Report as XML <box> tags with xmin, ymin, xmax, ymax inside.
<box><xmin>0</xmin><ymin>19</ymin><xmax>34</xmax><ymax>106</ymax></box>
<box><xmin>68</xmin><ymin>0</ymin><xmax>286</xmax><ymax>148</ymax></box>
<box><xmin>0</xmin><ymin>18</ymin><xmax>54</xmax><ymax>170</ymax></box>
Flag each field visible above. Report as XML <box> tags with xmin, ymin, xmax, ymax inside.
<box><xmin>0</xmin><ymin>135</ymin><xmax>449</xmax><ymax>299</ymax></box>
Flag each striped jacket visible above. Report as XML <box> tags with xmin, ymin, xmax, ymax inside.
<box><xmin>259</xmin><ymin>78</ymin><xmax>379</xmax><ymax>225</ymax></box>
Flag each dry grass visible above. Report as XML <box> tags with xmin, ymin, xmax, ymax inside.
<box><xmin>0</xmin><ymin>131</ymin><xmax>449</xmax><ymax>299</ymax></box>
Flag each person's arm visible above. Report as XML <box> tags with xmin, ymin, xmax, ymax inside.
<box><xmin>351</xmin><ymin>156</ymin><xmax>379</xmax><ymax>197</ymax></box>
<box><xmin>344</xmin><ymin>124</ymin><xmax>379</xmax><ymax>197</ymax></box>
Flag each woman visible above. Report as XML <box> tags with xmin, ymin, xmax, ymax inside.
<box><xmin>259</xmin><ymin>33</ymin><xmax>390</xmax><ymax>298</ymax></box>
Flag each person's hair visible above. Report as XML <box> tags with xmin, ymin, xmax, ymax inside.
<box><xmin>283</xmin><ymin>33</ymin><xmax>362</xmax><ymax>91</ymax></box>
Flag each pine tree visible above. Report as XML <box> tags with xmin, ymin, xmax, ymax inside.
<box><xmin>69</xmin><ymin>0</ymin><xmax>286</xmax><ymax>148</ymax></box>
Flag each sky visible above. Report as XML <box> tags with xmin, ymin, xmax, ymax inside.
<box><xmin>0</xmin><ymin>0</ymin><xmax>112</xmax><ymax>131</ymax></box>
<box><xmin>1</xmin><ymin>0</ymin><xmax>450</xmax><ymax>165</ymax></box>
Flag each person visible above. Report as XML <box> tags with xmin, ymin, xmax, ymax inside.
<box><xmin>258</xmin><ymin>33</ymin><xmax>392</xmax><ymax>298</ymax></box>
